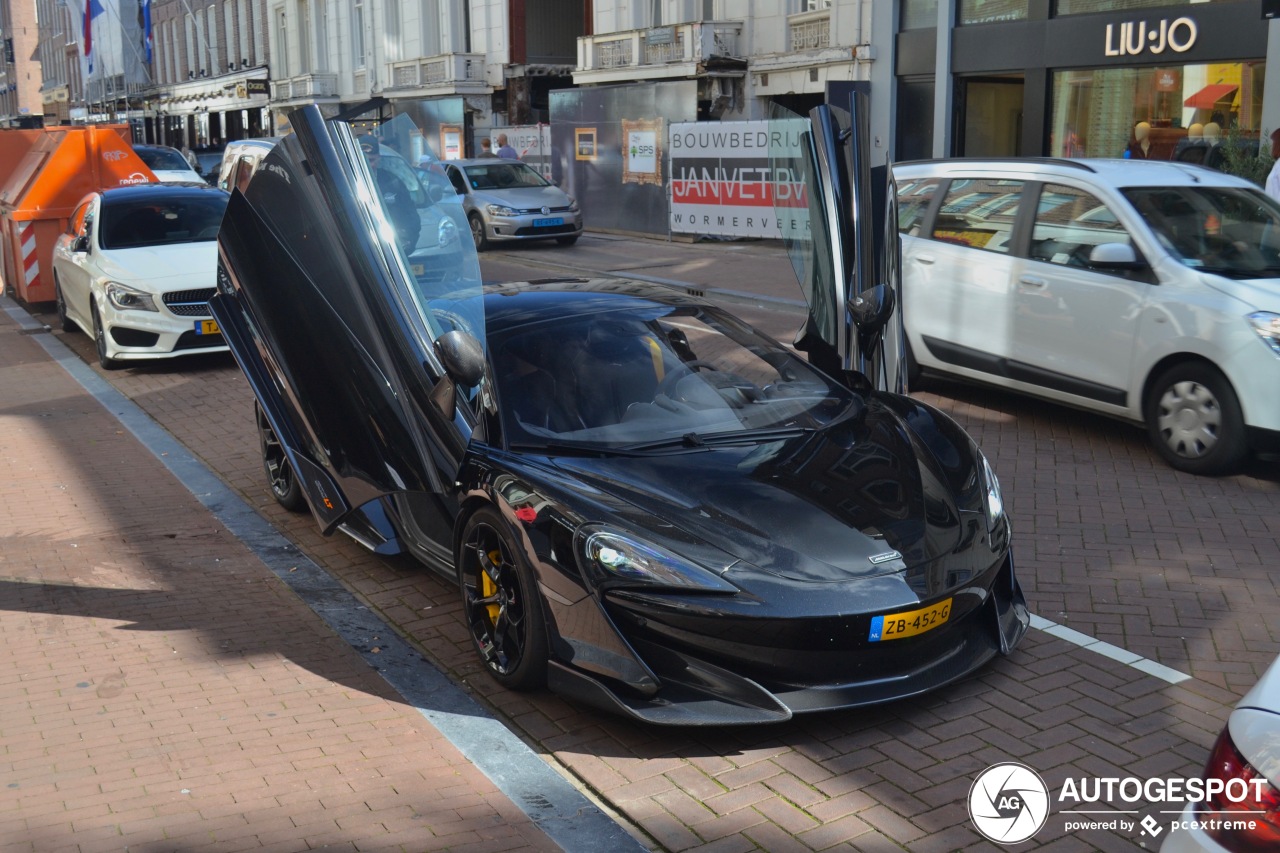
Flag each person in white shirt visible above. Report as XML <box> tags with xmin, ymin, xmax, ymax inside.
<box><xmin>1266</xmin><ymin>129</ymin><xmax>1280</xmax><ymax>204</ymax></box>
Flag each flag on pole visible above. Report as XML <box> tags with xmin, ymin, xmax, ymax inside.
<box><xmin>84</xmin><ymin>0</ymin><xmax>104</xmax><ymax>73</ymax></box>
<box><xmin>142</xmin><ymin>0</ymin><xmax>152</xmax><ymax>63</ymax></box>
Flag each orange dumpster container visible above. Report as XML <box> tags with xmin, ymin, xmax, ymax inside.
<box><xmin>0</xmin><ymin>125</ymin><xmax>158</xmax><ymax>303</ymax></box>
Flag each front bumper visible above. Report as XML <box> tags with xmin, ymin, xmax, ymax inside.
<box><xmin>549</xmin><ymin>553</ymin><xmax>1029</xmax><ymax>725</ymax></box>
<box><xmin>102</xmin><ymin>307</ymin><xmax>226</xmax><ymax>360</ymax></box>
<box><xmin>483</xmin><ymin>210</ymin><xmax>583</xmax><ymax>243</ymax></box>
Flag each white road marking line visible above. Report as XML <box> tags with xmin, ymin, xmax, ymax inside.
<box><xmin>1030</xmin><ymin>614</ymin><xmax>1191</xmax><ymax>684</ymax></box>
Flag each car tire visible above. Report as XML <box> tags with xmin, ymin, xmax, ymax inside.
<box><xmin>54</xmin><ymin>278</ymin><xmax>75</xmax><ymax>333</ymax></box>
<box><xmin>90</xmin><ymin>301</ymin><xmax>120</xmax><ymax>370</ymax></box>
<box><xmin>555</xmin><ymin>235</ymin><xmax>579</xmax><ymax>246</ymax></box>
<box><xmin>458</xmin><ymin>506</ymin><xmax>548</xmax><ymax>691</ymax></box>
<box><xmin>256</xmin><ymin>402</ymin><xmax>306</xmax><ymax>512</ymax></box>
<box><xmin>468</xmin><ymin>213</ymin><xmax>489</xmax><ymax>252</ymax></box>
<box><xmin>1144</xmin><ymin>361</ymin><xmax>1247</xmax><ymax>476</ymax></box>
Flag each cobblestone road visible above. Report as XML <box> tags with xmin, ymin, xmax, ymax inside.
<box><xmin>22</xmin><ymin>233</ymin><xmax>1280</xmax><ymax>851</ymax></box>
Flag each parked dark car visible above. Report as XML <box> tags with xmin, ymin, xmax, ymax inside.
<box><xmin>209</xmin><ymin>104</ymin><xmax>1028</xmax><ymax>725</ymax></box>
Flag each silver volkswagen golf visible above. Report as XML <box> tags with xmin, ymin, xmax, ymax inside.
<box><xmin>443</xmin><ymin>158</ymin><xmax>583</xmax><ymax>251</ymax></box>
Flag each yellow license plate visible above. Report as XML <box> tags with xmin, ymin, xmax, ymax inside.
<box><xmin>196</xmin><ymin>319</ymin><xmax>220</xmax><ymax>335</ymax></box>
<box><xmin>869</xmin><ymin>598</ymin><xmax>952</xmax><ymax>642</ymax></box>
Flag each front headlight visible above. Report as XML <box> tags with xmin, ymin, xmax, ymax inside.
<box><xmin>104</xmin><ymin>281</ymin><xmax>158</xmax><ymax>312</ymax></box>
<box><xmin>567</xmin><ymin>196</ymin><xmax>580</xmax><ymax>212</ymax></box>
<box><xmin>486</xmin><ymin>204</ymin><xmax>517</xmax><ymax>217</ymax></box>
<box><xmin>437</xmin><ymin>215</ymin><xmax>458</xmax><ymax>248</ymax></box>
<box><xmin>1247</xmin><ymin>312</ymin><xmax>1280</xmax><ymax>356</ymax></box>
<box><xmin>576</xmin><ymin>526</ymin><xmax>736</xmax><ymax>592</ymax></box>
<box><xmin>977</xmin><ymin>451</ymin><xmax>1005</xmax><ymax>531</ymax></box>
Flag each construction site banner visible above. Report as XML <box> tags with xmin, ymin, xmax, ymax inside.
<box><xmin>478</xmin><ymin>125</ymin><xmax>554</xmax><ymax>181</ymax></box>
<box><xmin>668</xmin><ymin>120</ymin><xmax>809</xmax><ymax>239</ymax></box>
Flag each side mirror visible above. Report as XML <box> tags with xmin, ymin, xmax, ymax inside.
<box><xmin>847</xmin><ymin>283</ymin><xmax>896</xmax><ymax>333</ymax></box>
<box><xmin>1088</xmin><ymin>242</ymin><xmax>1142</xmax><ymax>269</ymax></box>
<box><xmin>434</xmin><ymin>330</ymin><xmax>485</xmax><ymax>388</ymax></box>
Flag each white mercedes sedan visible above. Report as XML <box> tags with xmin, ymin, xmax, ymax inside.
<box><xmin>51</xmin><ymin>183</ymin><xmax>229</xmax><ymax>369</ymax></box>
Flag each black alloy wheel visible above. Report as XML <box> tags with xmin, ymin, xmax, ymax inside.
<box><xmin>1144</xmin><ymin>361</ymin><xmax>1247</xmax><ymax>476</ymax></box>
<box><xmin>54</xmin><ymin>278</ymin><xmax>75</xmax><ymax>333</ymax></box>
<box><xmin>459</xmin><ymin>507</ymin><xmax>547</xmax><ymax>690</ymax></box>
<box><xmin>256</xmin><ymin>403</ymin><xmax>305</xmax><ymax>511</ymax></box>
<box><xmin>90</xmin><ymin>301</ymin><xmax>120</xmax><ymax>370</ymax></box>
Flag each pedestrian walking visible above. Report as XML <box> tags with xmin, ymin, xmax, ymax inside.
<box><xmin>496</xmin><ymin>134</ymin><xmax>519</xmax><ymax>159</ymax></box>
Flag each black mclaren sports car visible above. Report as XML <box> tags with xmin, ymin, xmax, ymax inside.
<box><xmin>210</xmin><ymin>101</ymin><xmax>1028</xmax><ymax>725</ymax></box>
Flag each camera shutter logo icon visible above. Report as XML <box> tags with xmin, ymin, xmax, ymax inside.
<box><xmin>968</xmin><ymin>762</ymin><xmax>1050</xmax><ymax>844</ymax></box>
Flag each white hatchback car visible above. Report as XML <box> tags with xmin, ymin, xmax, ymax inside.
<box><xmin>51</xmin><ymin>183</ymin><xmax>230</xmax><ymax>369</ymax></box>
<box><xmin>895</xmin><ymin>159</ymin><xmax>1280</xmax><ymax>475</ymax></box>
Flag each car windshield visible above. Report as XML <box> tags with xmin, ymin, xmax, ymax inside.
<box><xmin>493</xmin><ymin>304</ymin><xmax>856</xmax><ymax>452</ymax></box>
<box><xmin>135</xmin><ymin>147</ymin><xmax>192</xmax><ymax>172</ymax></box>
<box><xmin>100</xmin><ymin>194</ymin><xmax>230</xmax><ymax>250</ymax></box>
<box><xmin>462</xmin><ymin>162</ymin><xmax>549</xmax><ymax>191</ymax></box>
<box><xmin>1123</xmin><ymin>185</ymin><xmax>1280</xmax><ymax>278</ymax></box>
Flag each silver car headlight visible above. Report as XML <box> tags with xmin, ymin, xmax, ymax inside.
<box><xmin>977</xmin><ymin>451</ymin><xmax>1005</xmax><ymax>531</ymax></box>
<box><xmin>1247</xmin><ymin>312</ymin><xmax>1280</xmax><ymax>356</ymax></box>
<box><xmin>567</xmin><ymin>196</ymin><xmax>580</xmax><ymax>212</ymax></box>
<box><xmin>486</xmin><ymin>204</ymin><xmax>517</xmax><ymax>217</ymax></box>
<box><xmin>437</xmin><ymin>215</ymin><xmax>458</xmax><ymax>249</ymax></box>
<box><xmin>576</xmin><ymin>526</ymin><xmax>736</xmax><ymax>592</ymax></box>
<box><xmin>104</xmin><ymin>281</ymin><xmax>159</xmax><ymax>312</ymax></box>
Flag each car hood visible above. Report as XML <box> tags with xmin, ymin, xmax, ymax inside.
<box><xmin>473</xmin><ymin>185</ymin><xmax>572</xmax><ymax>209</ymax></box>
<box><xmin>97</xmin><ymin>242</ymin><xmax>218</xmax><ymax>288</ymax></box>
<box><xmin>546</xmin><ymin>402</ymin><xmax>981</xmax><ymax>583</ymax></box>
<box><xmin>1197</xmin><ymin>272</ymin><xmax>1280</xmax><ymax>310</ymax></box>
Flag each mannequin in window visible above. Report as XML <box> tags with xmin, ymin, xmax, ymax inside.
<box><xmin>1124</xmin><ymin>121</ymin><xmax>1153</xmax><ymax>159</ymax></box>
<box><xmin>1202</xmin><ymin>122</ymin><xmax>1225</xmax><ymax>171</ymax></box>
<box><xmin>1172</xmin><ymin>123</ymin><xmax>1205</xmax><ymax>159</ymax></box>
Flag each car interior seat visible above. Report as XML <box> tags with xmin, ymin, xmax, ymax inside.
<box><xmin>570</xmin><ymin>320</ymin><xmax>666</xmax><ymax>428</ymax></box>
<box><xmin>497</xmin><ymin>331</ymin><xmax>586</xmax><ymax>434</ymax></box>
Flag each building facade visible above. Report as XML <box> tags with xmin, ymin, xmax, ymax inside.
<box><xmin>898</xmin><ymin>0</ymin><xmax>1280</xmax><ymax>162</ymax></box>
<box><xmin>1</xmin><ymin>0</ymin><xmax>45</xmax><ymax>126</ymax></box>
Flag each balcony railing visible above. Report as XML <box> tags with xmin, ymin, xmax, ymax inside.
<box><xmin>386</xmin><ymin>53</ymin><xmax>485</xmax><ymax>91</ymax></box>
<box><xmin>578</xmin><ymin>21</ymin><xmax>743</xmax><ymax>76</ymax></box>
<box><xmin>789</xmin><ymin>10</ymin><xmax>831</xmax><ymax>51</ymax></box>
<box><xmin>271</xmin><ymin>72</ymin><xmax>338</xmax><ymax>101</ymax></box>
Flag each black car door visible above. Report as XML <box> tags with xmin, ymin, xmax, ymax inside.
<box><xmin>768</xmin><ymin>93</ymin><xmax>907</xmax><ymax>395</ymax></box>
<box><xmin>210</xmin><ymin>106</ymin><xmax>485</xmax><ymax>533</ymax></box>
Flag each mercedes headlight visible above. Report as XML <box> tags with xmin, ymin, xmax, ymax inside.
<box><xmin>977</xmin><ymin>451</ymin><xmax>1005</xmax><ymax>531</ymax></box>
<box><xmin>576</xmin><ymin>527</ymin><xmax>736</xmax><ymax>592</ymax></box>
<box><xmin>104</xmin><ymin>282</ymin><xmax>158</xmax><ymax>312</ymax></box>
<box><xmin>1247</xmin><ymin>312</ymin><xmax>1280</xmax><ymax>356</ymax></box>
<box><xmin>437</xmin><ymin>215</ymin><xmax>458</xmax><ymax>248</ymax></box>
<box><xmin>486</xmin><ymin>204</ymin><xmax>517</xmax><ymax>217</ymax></box>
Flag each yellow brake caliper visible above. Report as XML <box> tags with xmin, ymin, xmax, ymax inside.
<box><xmin>482</xmin><ymin>549</ymin><xmax>502</xmax><ymax>623</ymax></box>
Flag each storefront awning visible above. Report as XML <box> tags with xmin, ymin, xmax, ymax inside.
<box><xmin>1183</xmin><ymin>84</ymin><xmax>1239</xmax><ymax>110</ymax></box>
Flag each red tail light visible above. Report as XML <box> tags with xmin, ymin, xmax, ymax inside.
<box><xmin>1198</xmin><ymin>726</ymin><xmax>1280</xmax><ymax>852</ymax></box>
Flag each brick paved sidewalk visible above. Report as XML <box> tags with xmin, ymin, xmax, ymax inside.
<box><xmin>0</xmin><ymin>313</ymin><xmax>563</xmax><ymax>850</ymax></box>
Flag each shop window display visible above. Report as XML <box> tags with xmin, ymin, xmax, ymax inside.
<box><xmin>1056</xmin><ymin>0</ymin><xmax>1234</xmax><ymax>14</ymax></box>
<box><xmin>1048</xmin><ymin>62</ymin><xmax>1265</xmax><ymax>162</ymax></box>
<box><xmin>959</xmin><ymin>0</ymin><xmax>1027</xmax><ymax>25</ymax></box>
